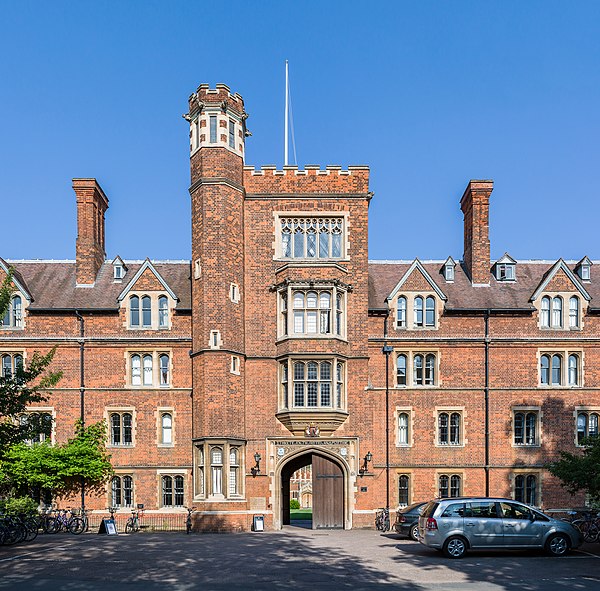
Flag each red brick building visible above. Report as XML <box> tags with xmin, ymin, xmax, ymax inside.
<box><xmin>1</xmin><ymin>84</ymin><xmax>597</xmax><ymax>530</ymax></box>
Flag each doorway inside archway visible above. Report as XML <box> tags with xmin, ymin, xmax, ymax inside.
<box><xmin>281</xmin><ymin>452</ymin><xmax>344</xmax><ymax>529</ymax></box>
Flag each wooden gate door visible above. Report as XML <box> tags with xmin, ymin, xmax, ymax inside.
<box><xmin>312</xmin><ymin>454</ymin><xmax>344</xmax><ymax>529</ymax></box>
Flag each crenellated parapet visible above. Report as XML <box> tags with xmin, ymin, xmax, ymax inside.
<box><xmin>243</xmin><ymin>165</ymin><xmax>370</xmax><ymax>196</ymax></box>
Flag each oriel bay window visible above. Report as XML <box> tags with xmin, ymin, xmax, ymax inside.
<box><xmin>280</xmin><ymin>359</ymin><xmax>346</xmax><ymax>410</ymax></box>
<box><xmin>278</xmin><ymin>285</ymin><xmax>346</xmax><ymax>338</ymax></box>
<box><xmin>193</xmin><ymin>440</ymin><xmax>245</xmax><ymax>500</ymax></box>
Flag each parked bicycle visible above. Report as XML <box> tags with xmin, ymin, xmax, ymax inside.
<box><xmin>185</xmin><ymin>506</ymin><xmax>196</xmax><ymax>534</ymax></box>
<box><xmin>48</xmin><ymin>508</ymin><xmax>85</xmax><ymax>534</ymax></box>
<box><xmin>375</xmin><ymin>507</ymin><xmax>390</xmax><ymax>532</ymax></box>
<box><xmin>572</xmin><ymin>512</ymin><xmax>600</xmax><ymax>543</ymax></box>
<box><xmin>125</xmin><ymin>508</ymin><xmax>144</xmax><ymax>534</ymax></box>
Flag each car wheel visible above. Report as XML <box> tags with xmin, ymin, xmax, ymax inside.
<box><xmin>443</xmin><ymin>536</ymin><xmax>468</xmax><ymax>559</ymax></box>
<box><xmin>545</xmin><ymin>533</ymin><xmax>569</xmax><ymax>557</ymax></box>
<box><xmin>410</xmin><ymin>524</ymin><xmax>419</xmax><ymax>541</ymax></box>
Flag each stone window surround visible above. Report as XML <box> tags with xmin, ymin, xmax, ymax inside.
<box><xmin>537</xmin><ymin>349</ymin><xmax>583</xmax><ymax>388</ymax></box>
<box><xmin>395</xmin><ymin>407</ymin><xmax>414</xmax><ymax>448</ymax></box>
<box><xmin>0</xmin><ymin>292</ymin><xmax>28</xmax><ymax>330</ymax></box>
<box><xmin>124</xmin><ymin>291</ymin><xmax>175</xmax><ymax>331</ymax></box>
<box><xmin>434</xmin><ymin>470</ymin><xmax>465</xmax><ymax>498</ymax></box>
<box><xmin>391</xmin><ymin>293</ymin><xmax>443</xmax><ymax>331</ymax></box>
<box><xmin>189</xmin><ymin>107</ymin><xmax>244</xmax><ymax>158</ymax></box>
<box><xmin>109</xmin><ymin>472</ymin><xmax>135</xmax><ymax>511</ymax></box>
<box><xmin>535</xmin><ymin>292</ymin><xmax>586</xmax><ymax>331</ymax></box>
<box><xmin>157</xmin><ymin>470</ymin><xmax>186</xmax><ymax>509</ymax></box>
<box><xmin>394</xmin><ymin>349</ymin><xmax>441</xmax><ymax>388</ymax></box>
<box><xmin>105</xmin><ymin>407</ymin><xmax>136</xmax><ymax>448</ymax></box>
<box><xmin>20</xmin><ymin>406</ymin><xmax>56</xmax><ymax>445</ymax></box>
<box><xmin>511</xmin><ymin>406</ymin><xmax>543</xmax><ymax>448</ymax></box>
<box><xmin>510</xmin><ymin>469</ymin><xmax>542</xmax><ymax>507</ymax></box>
<box><xmin>434</xmin><ymin>406</ymin><xmax>466</xmax><ymax>448</ymax></box>
<box><xmin>272</xmin><ymin>211</ymin><xmax>351</xmax><ymax>263</ymax></box>
<box><xmin>1</xmin><ymin>349</ymin><xmax>27</xmax><ymax>377</ymax></box>
<box><xmin>396</xmin><ymin>470</ymin><xmax>413</xmax><ymax>508</ymax></box>
<box><xmin>193</xmin><ymin>439</ymin><xmax>246</xmax><ymax>501</ymax></box>
<box><xmin>156</xmin><ymin>407</ymin><xmax>176</xmax><ymax>447</ymax></box>
<box><xmin>574</xmin><ymin>406</ymin><xmax>600</xmax><ymax>447</ymax></box>
<box><xmin>124</xmin><ymin>349</ymin><xmax>173</xmax><ymax>389</ymax></box>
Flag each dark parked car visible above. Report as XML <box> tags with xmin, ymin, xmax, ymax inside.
<box><xmin>394</xmin><ymin>502</ymin><xmax>428</xmax><ymax>540</ymax></box>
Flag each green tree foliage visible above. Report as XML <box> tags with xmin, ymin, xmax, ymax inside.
<box><xmin>0</xmin><ymin>421</ymin><xmax>113</xmax><ymax>499</ymax></box>
<box><xmin>0</xmin><ymin>270</ymin><xmax>62</xmax><ymax>453</ymax></box>
<box><xmin>547</xmin><ymin>437</ymin><xmax>600</xmax><ymax>505</ymax></box>
<box><xmin>290</xmin><ymin>499</ymin><xmax>300</xmax><ymax>510</ymax></box>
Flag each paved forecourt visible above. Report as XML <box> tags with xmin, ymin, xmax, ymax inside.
<box><xmin>0</xmin><ymin>528</ymin><xmax>599</xmax><ymax>591</ymax></box>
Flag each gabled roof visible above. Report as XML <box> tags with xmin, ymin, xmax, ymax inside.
<box><xmin>118</xmin><ymin>258</ymin><xmax>178</xmax><ymax>302</ymax></box>
<box><xmin>529</xmin><ymin>259</ymin><xmax>591</xmax><ymax>302</ymax></box>
<box><xmin>443</xmin><ymin>256</ymin><xmax>456</xmax><ymax>267</ymax></box>
<box><xmin>111</xmin><ymin>255</ymin><xmax>128</xmax><ymax>271</ymax></box>
<box><xmin>0</xmin><ymin>257</ymin><xmax>33</xmax><ymax>302</ymax></box>
<box><xmin>386</xmin><ymin>259</ymin><xmax>447</xmax><ymax>302</ymax></box>
<box><xmin>576</xmin><ymin>256</ymin><xmax>592</xmax><ymax>268</ymax></box>
<box><xmin>495</xmin><ymin>253</ymin><xmax>516</xmax><ymax>265</ymax></box>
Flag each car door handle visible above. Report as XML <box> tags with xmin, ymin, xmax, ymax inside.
<box><xmin>505</xmin><ymin>524</ymin><xmax>515</xmax><ymax>527</ymax></box>
<box><xmin>466</xmin><ymin>522</ymin><xmax>475</xmax><ymax>526</ymax></box>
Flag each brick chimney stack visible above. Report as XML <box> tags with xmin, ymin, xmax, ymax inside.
<box><xmin>73</xmin><ymin>178</ymin><xmax>109</xmax><ymax>285</ymax></box>
<box><xmin>460</xmin><ymin>180</ymin><xmax>493</xmax><ymax>286</ymax></box>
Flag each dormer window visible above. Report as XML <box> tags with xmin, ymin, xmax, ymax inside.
<box><xmin>112</xmin><ymin>257</ymin><xmax>127</xmax><ymax>282</ymax></box>
<box><xmin>114</xmin><ymin>265</ymin><xmax>124</xmax><ymax>280</ymax></box>
<box><xmin>495</xmin><ymin>254</ymin><xmax>516</xmax><ymax>282</ymax></box>
<box><xmin>576</xmin><ymin>257</ymin><xmax>592</xmax><ymax>281</ymax></box>
<box><xmin>442</xmin><ymin>257</ymin><xmax>455</xmax><ymax>282</ymax></box>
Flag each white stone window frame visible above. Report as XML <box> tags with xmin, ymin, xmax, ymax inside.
<box><xmin>209</xmin><ymin>329</ymin><xmax>222</xmax><ymax>349</ymax></box>
<box><xmin>125</xmin><ymin>292</ymin><xmax>175</xmax><ymax>331</ymax></box>
<box><xmin>19</xmin><ymin>406</ymin><xmax>56</xmax><ymax>446</ymax></box>
<box><xmin>272</xmin><ymin>211</ymin><xmax>351</xmax><ymax>263</ymax></box>
<box><xmin>392</xmin><ymin>293</ymin><xmax>442</xmax><ymax>331</ymax></box>
<box><xmin>193</xmin><ymin>440</ymin><xmax>246</xmax><ymax>501</ymax></box>
<box><xmin>1</xmin><ymin>349</ymin><xmax>27</xmax><ymax>378</ymax></box>
<box><xmin>435</xmin><ymin>470</ymin><xmax>465</xmax><ymax>499</ymax></box>
<box><xmin>156</xmin><ymin>469</ymin><xmax>187</xmax><ymax>510</ymax></box>
<box><xmin>0</xmin><ymin>292</ymin><xmax>28</xmax><ymax>330</ymax></box>
<box><xmin>109</xmin><ymin>472</ymin><xmax>135</xmax><ymax>510</ymax></box>
<box><xmin>279</xmin><ymin>356</ymin><xmax>346</xmax><ymax>412</ymax></box>
<box><xmin>396</xmin><ymin>471</ymin><xmax>413</xmax><ymax>508</ymax></box>
<box><xmin>189</xmin><ymin>107</ymin><xmax>244</xmax><ymax>159</ymax></box>
<box><xmin>156</xmin><ymin>407</ymin><xmax>176</xmax><ymax>447</ymax></box>
<box><xmin>230</xmin><ymin>355</ymin><xmax>240</xmax><ymax>375</ymax></box>
<box><xmin>434</xmin><ymin>406</ymin><xmax>466</xmax><ymax>448</ymax></box>
<box><xmin>229</xmin><ymin>282</ymin><xmax>240</xmax><ymax>304</ymax></box>
<box><xmin>194</xmin><ymin>259</ymin><xmax>201</xmax><ymax>280</ymax></box>
<box><xmin>277</xmin><ymin>284</ymin><xmax>347</xmax><ymax>341</ymax></box>
<box><xmin>511</xmin><ymin>470</ymin><xmax>542</xmax><ymax>508</ymax></box>
<box><xmin>537</xmin><ymin>349</ymin><xmax>583</xmax><ymax>388</ymax></box>
<box><xmin>394</xmin><ymin>350</ymin><xmax>440</xmax><ymax>388</ymax></box>
<box><xmin>511</xmin><ymin>406</ymin><xmax>542</xmax><ymax>448</ymax></box>
<box><xmin>574</xmin><ymin>406</ymin><xmax>600</xmax><ymax>447</ymax></box>
<box><xmin>536</xmin><ymin>292</ymin><xmax>585</xmax><ymax>331</ymax></box>
<box><xmin>105</xmin><ymin>407</ymin><xmax>136</xmax><ymax>449</ymax></box>
<box><xmin>395</xmin><ymin>407</ymin><xmax>414</xmax><ymax>447</ymax></box>
<box><xmin>125</xmin><ymin>350</ymin><xmax>173</xmax><ymax>389</ymax></box>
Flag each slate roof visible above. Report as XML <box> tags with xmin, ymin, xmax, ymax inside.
<box><xmin>368</xmin><ymin>260</ymin><xmax>600</xmax><ymax>312</ymax></box>
<box><xmin>4</xmin><ymin>260</ymin><xmax>192</xmax><ymax>310</ymax></box>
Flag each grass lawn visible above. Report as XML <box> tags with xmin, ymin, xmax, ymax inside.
<box><xmin>290</xmin><ymin>508</ymin><xmax>313</xmax><ymax>521</ymax></box>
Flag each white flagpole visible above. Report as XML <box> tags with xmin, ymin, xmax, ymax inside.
<box><xmin>284</xmin><ymin>60</ymin><xmax>289</xmax><ymax>166</ymax></box>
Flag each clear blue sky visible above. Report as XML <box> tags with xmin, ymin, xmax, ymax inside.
<box><xmin>1</xmin><ymin>1</ymin><xmax>599</xmax><ymax>262</ymax></box>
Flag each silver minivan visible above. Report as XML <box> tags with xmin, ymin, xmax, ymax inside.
<box><xmin>418</xmin><ymin>497</ymin><xmax>583</xmax><ymax>558</ymax></box>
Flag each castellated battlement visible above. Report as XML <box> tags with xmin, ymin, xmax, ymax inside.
<box><xmin>188</xmin><ymin>83</ymin><xmax>245</xmax><ymax>116</ymax></box>
<box><xmin>243</xmin><ymin>165</ymin><xmax>370</xmax><ymax>195</ymax></box>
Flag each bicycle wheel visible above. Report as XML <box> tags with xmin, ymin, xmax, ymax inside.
<box><xmin>44</xmin><ymin>517</ymin><xmax>58</xmax><ymax>534</ymax></box>
<box><xmin>125</xmin><ymin>520</ymin><xmax>133</xmax><ymax>534</ymax></box>
<box><xmin>584</xmin><ymin>523</ymin><xmax>599</xmax><ymax>543</ymax></box>
<box><xmin>383</xmin><ymin>515</ymin><xmax>391</xmax><ymax>533</ymax></box>
<box><xmin>68</xmin><ymin>517</ymin><xmax>85</xmax><ymax>535</ymax></box>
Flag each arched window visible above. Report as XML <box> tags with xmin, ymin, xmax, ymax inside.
<box><xmin>319</xmin><ymin>292</ymin><xmax>331</xmax><ymax>334</ymax></box>
<box><xmin>398</xmin><ymin>475</ymin><xmax>410</xmax><ymax>506</ymax></box>
<box><xmin>174</xmin><ymin>475</ymin><xmax>184</xmax><ymax>507</ymax></box>
<box><xmin>111</xmin><ymin>475</ymin><xmax>133</xmax><ymax>507</ymax></box>
<box><xmin>319</xmin><ymin>361</ymin><xmax>331</xmax><ymax>406</ymax></box>
<box><xmin>569</xmin><ymin>296</ymin><xmax>580</xmax><ymax>328</ymax></box>
<box><xmin>439</xmin><ymin>474</ymin><xmax>449</xmax><ymax>498</ymax></box>
<box><xmin>526</xmin><ymin>475</ymin><xmax>537</xmax><ymax>505</ymax></box>
<box><xmin>335</xmin><ymin>293</ymin><xmax>343</xmax><ymax>336</ymax></box>
<box><xmin>552</xmin><ymin>296</ymin><xmax>563</xmax><ymax>328</ymax></box>
<box><xmin>540</xmin><ymin>296</ymin><xmax>550</xmax><ymax>327</ymax></box>
<box><xmin>514</xmin><ymin>475</ymin><xmax>525</xmax><ymax>503</ymax></box>
<box><xmin>143</xmin><ymin>355</ymin><xmax>153</xmax><ymax>386</ymax></box>
<box><xmin>130</xmin><ymin>296</ymin><xmax>140</xmax><ymax>327</ymax></box>
<box><xmin>577</xmin><ymin>412</ymin><xmax>599</xmax><ymax>445</ymax></box>
<box><xmin>131</xmin><ymin>355</ymin><xmax>141</xmax><ymax>386</ymax></box>
<box><xmin>425</xmin><ymin>297</ymin><xmax>435</xmax><ymax>327</ymax></box>
<box><xmin>413</xmin><ymin>354</ymin><xmax>424</xmax><ymax>385</ymax></box>
<box><xmin>142</xmin><ymin>296</ymin><xmax>152</xmax><ymax>327</ymax></box>
<box><xmin>111</xmin><ymin>476</ymin><xmax>122</xmax><ymax>507</ymax></box>
<box><xmin>229</xmin><ymin>448</ymin><xmax>239</xmax><ymax>496</ymax></box>
<box><xmin>2</xmin><ymin>354</ymin><xmax>12</xmax><ymax>378</ymax></box>
<box><xmin>414</xmin><ymin>297</ymin><xmax>424</xmax><ymax>327</ymax></box>
<box><xmin>425</xmin><ymin>354</ymin><xmax>436</xmax><ymax>385</ymax></box>
<box><xmin>161</xmin><ymin>413</ymin><xmax>172</xmax><ymax>444</ymax></box>
<box><xmin>438</xmin><ymin>413</ymin><xmax>449</xmax><ymax>444</ymax></box>
<box><xmin>1</xmin><ymin>304</ymin><xmax>9</xmax><ymax>327</ymax></box>
<box><xmin>397</xmin><ymin>297</ymin><xmax>407</xmax><ymax>328</ymax></box>
<box><xmin>514</xmin><ymin>412</ymin><xmax>525</xmax><ymax>444</ymax></box>
<box><xmin>450</xmin><ymin>413</ymin><xmax>461</xmax><ymax>445</ymax></box>
<box><xmin>540</xmin><ymin>355</ymin><xmax>550</xmax><ymax>385</ymax></box>
<box><xmin>551</xmin><ymin>354</ymin><xmax>562</xmax><ymax>385</ymax></box>
<box><xmin>122</xmin><ymin>413</ymin><xmax>132</xmax><ymax>445</ymax></box>
<box><xmin>110</xmin><ymin>413</ymin><xmax>121</xmax><ymax>445</ymax></box>
<box><xmin>396</xmin><ymin>354</ymin><xmax>407</xmax><ymax>386</ymax></box>
<box><xmin>281</xmin><ymin>292</ymin><xmax>288</xmax><ymax>336</ymax></box>
<box><xmin>211</xmin><ymin>447</ymin><xmax>223</xmax><ymax>495</ymax></box>
<box><xmin>293</xmin><ymin>293</ymin><xmax>305</xmax><ymax>333</ymax></box>
<box><xmin>12</xmin><ymin>296</ymin><xmax>22</xmax><ymax>328</ymax></box>
<box><xmin>123</xmin><ymin>475</ymin><xmax>133</xmax><ymax>507</ymax></box>
<box><xmin>158</xmin><ymin>296</ymin><xmax>169</xmax><ymax>328</ymax></box>
<box><xmin>305</xmin><ymin>292</ymin><xmax>318</xmax><ymax>333</ymax></box>
<box><xmin>162</xmin><ymin>475</ymin><xmax>173</xmax><ymax>507</ymax></box>
<box><xmin>398</xmin><ymin>412</ymin><xmax>409</xmax><ymax>445</ymax></box>
<box><xmin>568</xmin><ymin>355</ymin><xmax>579</xmax><ymax>386</ymax></box>
<box><xmin>159</xmin><ymin>354</ymin><xmax>170</xmax><ymax>386</ymax></box>
<box><xmin>450</xmin><ymin>475</ymin><xmax>461</xmax><ymax>497</ymax></box>
<box><xmin>525</xmin><ymin>412</ymin><xmax>537</xmax><ymax>445</ymax></box>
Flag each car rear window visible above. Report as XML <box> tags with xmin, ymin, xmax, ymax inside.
<box><xmin>441</xmin><ymin>503</ymin><xmax>465</xmax><ymax>518</ymax></box>
<box><xmin>421</xmin><ymin>502</ymin><xmax>439</xmax><ymax>518</ymax></box>
<box><xmin>401</xmin><ymin>502</ymin><xmax>424</xmax><ymax>514</ymax></box>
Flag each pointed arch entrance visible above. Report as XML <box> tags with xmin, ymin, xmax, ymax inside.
<box><xmin>280</xmin><ymin>451</ymin><xmax>345</xmax><ymax>529</ymax></box>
